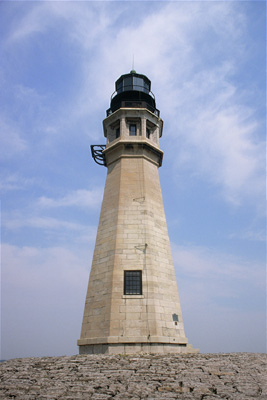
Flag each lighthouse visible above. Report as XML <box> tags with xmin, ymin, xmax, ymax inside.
<box><xmin>78</xmin><ymin>71</ymin><xmax>198</xmax><ymax>354</ymax></box>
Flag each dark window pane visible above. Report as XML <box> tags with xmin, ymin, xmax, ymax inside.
<box><xmin>116</xmin><ymin>127</ymin><xmax>120</xmax><ymax>138</ymax></box>
<box><xmin>143</xmin><ymin>81</ymin><xmax>149</xmax><ymax>93</ymax></box>
<box><xmin>130</xmin><ymin>124</ymin><xmax>136</xmax><ymax>136</ymax></box>
<box><xmin>117</xmin><ymin>80</ymin><xmax>123</xmax><ymax>94</ymax></box>
<box><xmin>124</xmin><ymin>270</ymin><xmax>142</xmax><ymax>295</ymax></box>
<box><xmin>123</xmin><ymin>76</ymin><xmax>132</xmax><ymax>91</ymax></box>
<box><xmin>133</xmin><ymin>77</ymin><xmax>143</xmax><ymax>91</ymax></box>
<box><xmin>146</xmin><ymin>128</ymin><xmax>150</xmax><ymax>138</ymax></box>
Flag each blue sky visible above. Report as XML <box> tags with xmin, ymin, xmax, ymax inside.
<box><xmin>1</xmin><ymin>1</ymin><xmax>266</xmax><ymax>360</ymax></box>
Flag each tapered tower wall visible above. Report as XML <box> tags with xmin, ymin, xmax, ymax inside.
<box><xmin>78</xmin><ymin>72</ymin><xmax>198</xmax><ymax>354</ymax></box>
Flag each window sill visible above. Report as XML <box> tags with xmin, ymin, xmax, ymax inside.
<box><xmin>122</xmin><ymin>295</ymin><xmax>144</xmax><ymax>299</ymax></box>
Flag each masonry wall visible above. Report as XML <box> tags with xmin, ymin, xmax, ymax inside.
<box><xmin>78</xmin><ymin>151</ymin><xmax>190</xmax><ymax>353</ymax></box>
<box><xmin>78</xmin><ymin>106</ymin><xmax>197</xmax><ymax>354</ymax></box>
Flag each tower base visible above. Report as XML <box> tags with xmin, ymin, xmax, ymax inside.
<box><xmin>79</xmin><ymin>343</ymin><xmax>199</xmax><ymax>355</ymax></box>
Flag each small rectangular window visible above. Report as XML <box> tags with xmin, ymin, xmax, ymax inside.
<box><xmin>130</xmin><ymin>124</ymin><xmax>137</xmax><ymax>136</ymax></box>
<box><xmin>124</xmin><ymin>270</ymin><xmax>142</xmax><ymax>295</ymax></box>
<box><xmin>146</xmin><ymin>128</ymin><xmax>150</xmax><ymax>138</ymax></box>
<box><xmin>172</xmin><ymin>313</ymin><xmax>179</xmax><ymax>322</ymax></box>
<box><xmin>116</xmin><ymin>127</ymin><xmax>120</xmax><ymax>138</ymax></box>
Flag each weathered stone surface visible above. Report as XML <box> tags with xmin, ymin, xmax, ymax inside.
<box><xmin>0</xmin><ymin>353</ymin><xmax>266</xmax><ymax>399</ymax></box>
<box><xmin>78</xmin><ymin>105</ymin><xmax>197</xmax><ymax>354</ymax></box>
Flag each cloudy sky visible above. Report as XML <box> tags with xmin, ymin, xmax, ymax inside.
<box><xmin>1</xmin><ymin>1</ymin><xmax>266</xmax><ymax>360</ymax></box>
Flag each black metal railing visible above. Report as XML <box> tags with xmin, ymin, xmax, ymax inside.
<box><xmin>90</xmin><ymin>145</ymin><xmax>106</xmax><ymax>166</ymax></box>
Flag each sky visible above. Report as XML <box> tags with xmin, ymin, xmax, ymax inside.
<box><xmin>0</xmin><ymin>1</ymin><xmax>266</xmax><ymax>360</ymax></box>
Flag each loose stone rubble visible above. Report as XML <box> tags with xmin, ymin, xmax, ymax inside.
<box><xmin>0</xmin><ymin>353</ymin><xmax>266</xmax><ymax>399</ymax></box>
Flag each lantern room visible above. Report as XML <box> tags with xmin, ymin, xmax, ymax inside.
<box><xmin>107</xmin><ymin>70</ymin><xmax>160</xmax><ymax>117</ymax></box>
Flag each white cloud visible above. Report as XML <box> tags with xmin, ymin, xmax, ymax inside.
<box><xmin>2</xmin><ymin>2</ymin><xmax>114</xmax><ymax>142</ymax></box>
<box><xmin>229</xmin><ymin>229</ymin><xmax>266</xmax><ymax>242</ymax></box>
<box><xmin>1</xmin><ymin>243</ymin><xmax>90</xmax><ymax>359</ymax></box>
<box><xmin>172</xmin><ymin>243</ymin><xmax>265</xmax><ymax>299</ymax></box>
<box><xmin>172</xmin><ymin>242</ymin><xmax>266</xmax><ymax>353</ymax></box>
<box><xmin>3</xmin><ymin>214</ymin><xmax>97</xmax><ymax>245</ymax></box>
<box><xmin>169</xmin><ymin>66</ymin><xmax>265</xmax><ymax>206</ymax></box>
<box><xmin>2</xmin><ymin>243</ymin><xmax>89</xmax><ymax>290</ymax></box>
<box><xmin>4</xmin><ymin>215</ymin><xmax>81</xmax><ymax>231</ymax></box>
<box><xmin>2</xmin><ymin>188</ymin><xmax>102</xmax><ymax>244</ymax></box>
<box><xmin>0</xmin><ymin>174</ymin><xmax>34</xmax><ymax>192</ymax></box>
<box><xmin>5</xmin><ymin>2</ymin><xmax>113</xmax><ymax>49</ymax></box>
<box><xmin>5</xmin><ymin>6</ymin><xmax>46</xmax><ymax>45</ymax></box>
<box><xmin>38</xmin><ymin>188</ymin><xmax>103</xmax><ymax>209</ymax></box>
<box><xmin>0</xmin><ymin>117</ymin><xmax>27</xmax><ymax>159</ymax></box>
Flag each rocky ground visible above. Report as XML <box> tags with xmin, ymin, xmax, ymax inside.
<box><xmin>0</xmin><ymin>353</ymin><xmax>266</xmax><ymax>399</ymax></box>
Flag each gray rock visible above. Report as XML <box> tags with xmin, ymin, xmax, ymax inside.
<box><xmin>0</xmin><ymin>353</ymin><xmax>266</xmax><ymax>399</ymax></box>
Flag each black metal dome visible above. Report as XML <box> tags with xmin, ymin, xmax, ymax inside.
<box><xmin>106</xmin><ymin>71</ymin><xmax>160</xmax><ymax>117</ymax></box>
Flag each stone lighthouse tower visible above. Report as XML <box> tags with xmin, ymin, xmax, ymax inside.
<box><xmin>78</xmin><ymin>71</ymin><xmax>197</xmax><ymax>354</ymax></box>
